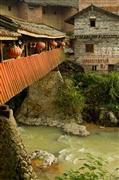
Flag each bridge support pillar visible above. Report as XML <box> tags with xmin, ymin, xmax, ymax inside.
<box><xmin>0</xmin><ymin>105</ymin><xmax>37</xmax><ymax>179</ymax></box>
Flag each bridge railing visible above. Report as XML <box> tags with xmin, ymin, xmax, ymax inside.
<box><xmin>0</xmin><ymin>48</ymin><xmax>65</xmax><ymax>106</ymax></box>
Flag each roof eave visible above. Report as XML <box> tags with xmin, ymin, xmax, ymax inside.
<box><xmin>65</xmin><ymin>4</ymin><xmax>119</xmax><ymax>25</ymax></box>
<box><xmin>65</xmin><ymin>18</ymin><xmax>74</xmax><ymax>25</ymax></box>
<box><xmin>0</xmin><ymin>36</ymin><xmax>19</xmax><ymax>40</ymax></box>
<box><xmin>21</xmin><ymin>0</ymin><xmax>78</xmax><ymax>8</ymax></box>
<box><xmin>18</xmin><ymin>29</ymin><xmax>65</xmax><ymax>39</ymax></box>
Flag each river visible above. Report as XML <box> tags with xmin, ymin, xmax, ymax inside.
<box><xmin>19</xmin><ymin>125</ymin><xmax>119</xmax><ymax>180</ymax></box>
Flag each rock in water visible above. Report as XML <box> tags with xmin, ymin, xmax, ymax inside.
<box><xmin>108</xmin><ymin>111</ymin><xmax>118</xmax><ymax>124</ymax></box>
<box><xmin>30</xmin><ymin>150</ymin><xmax>57</xmax><ymax>169</ymax></box>
<box><xmin>63</xmin><ymin>122</ymin><xmax>90</xmax><ymax>136</ymax></box>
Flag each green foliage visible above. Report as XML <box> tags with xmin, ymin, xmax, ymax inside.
<box><xmin>55</xmin><ymin>154</ymin><xmax>110</xmax><ymax>180</ymax></box>
<box><xmin>74</xmin><ymin>72</ymin><xmax>104</xmax><ymax>90</ymax></box>
<box><xmin>57</xmin><ymin>72</ymin><xmax>119</xmax><ymax>124</ymax></box>
<box><xmin>74</xmin><ymin>72</ymin><xmax>119</xmax><ymax>114</ymax></box>
<box><xmin>57</xmin><ymin>78</ymin><xmax>85</xmax><ymax>117</ymax></box>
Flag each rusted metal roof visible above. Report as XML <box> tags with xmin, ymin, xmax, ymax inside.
<box><xmin>0</xmin><ymin>48</ymin><xmax>65</xmax><ymax>105</ymax></box>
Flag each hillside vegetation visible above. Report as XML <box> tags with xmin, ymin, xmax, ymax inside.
<box><xmin>57</xmin><ymin>72</ymin><xmax>119</xmax><ymax>126</ymax></box>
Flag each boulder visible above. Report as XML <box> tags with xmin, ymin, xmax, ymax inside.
<box><xmin>17</xmin><ymin>70</ymin><xmax>65</xmax><ymax>126</ymax></box>
<box><xmin>63</xmin><ymin>122</ymin><xmax>90</xmax><ymax>136</ymax></box>
<box><xmin>30</xmin><ymin>150</ymin><xmax>57</xmax><ymax>169</ymax></box>
<box><xmin>99</xmin><ymin>108</ymin><xmax>119</xmax><ymax>126</ymax></box>
<box><xmin>107</xmin><ymin>111</ymin><xmax>118</xmax><ymax>124</ymax></box>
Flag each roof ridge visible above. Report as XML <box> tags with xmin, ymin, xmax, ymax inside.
<box><xmin>65</xmin><ymin>4</ymin><xmax>119</xmax><ymax>25</ymax></box>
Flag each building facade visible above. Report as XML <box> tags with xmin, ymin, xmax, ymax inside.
<box><xmin>0</xmin><ymin>0</ymin><xmax>79</xmax><ymax>32</ymax></box>
<box><xmin>79</xmin><ymin>0</ymin><xmax>119</xmax><ymax>15</ymax></box>
<box><xmin>66</xmin><ymin>5</ymin><xmax>119</xmax><ymax>72</ymax></box>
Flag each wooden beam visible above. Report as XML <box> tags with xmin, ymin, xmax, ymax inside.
<box><xmin>0</xmin><ymin>40</ymin><xmax>3</xmax><ymax>62</ymax></box>
<box><xmin>0</xmin><ymin>36</ymin><xmax>18</xmax><ymax>40</ymax></box>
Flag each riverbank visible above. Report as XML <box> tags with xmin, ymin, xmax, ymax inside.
<box><xmin>84</xmin><ymin>122</ymin><xmax>119</xmax><ymax>132</ymax></box>
<box><xmin>15</xmin><ymin>71</ymin><xmax>119</xmax><ymax>132</ymax></box>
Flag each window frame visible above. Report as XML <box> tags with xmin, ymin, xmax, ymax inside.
<box><xmin>92</xmin><ymin>65</ymin><xmax>97</xmax><ymax>71</ymax></box>
<box><xmin>85</xmin><ymin>44</ymin><xmax>94</xmax><ymax>53</ymax></box>
<box><xmin>90</xmin><ymin>17</ymin><xmax>96</xmax><ymax>27</ymax></box>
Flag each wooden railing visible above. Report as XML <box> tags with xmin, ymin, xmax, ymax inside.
<box><xmin>0</xmin><ymin>48</ymin><xmax>65</xmax><ymax>105</ymax></box>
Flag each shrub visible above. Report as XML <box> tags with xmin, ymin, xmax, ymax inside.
<box><xmin>55</xmin><ymin>154</ymin><xmax>111</xmax><ymax>180</ymax></box>
<box><xmin>73</xmin><ymin>72</ymin><xmax>119</xmax><ymax>115</ymax></box>
<box><xmin>57</xmin><ymin>72</ymin><xmax>119</xmax><ymax>124</ymax></box>
<box><xmin>57</xmin><ymin>78</ymin><xmax>85</xmax><ymax>117</ymax></box>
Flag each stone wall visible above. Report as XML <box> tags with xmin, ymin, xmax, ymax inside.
<box><xmin>27</xmin><ymin>5</ymin><xmax>42</xmax><ymax>23</ymax></box>
<box><xmin>0</xmin><ymin>0</ymin><xmax>18</xmax><ymax>17</ymax></box>
<box><xmin>17</xmin><ymin>2</ymin><xmax>29</xmax><ymax>20</ymax></box>
<box><xmin>0</xmin><ymin>0</ymin><xmax>76</xmax><ymax>32</ymax></box>
<box><xmin>62</xmin><ymin>7</ymin><xmax>78</xmax><ymax>32</ymax></box>
<box><xmin>74</xmin><ymin>37</ymin><xmax>119</xmax><ymax>72</ymax></box>
<box><xmin>74</xmin><ymin>10</ymin><xmax>119</xmax><ymax>36</ymax></box>
<box><xmin>42</xmin><ymin>6</ymin><xmax>76</xmax><ymax>31</ymax></box>
<box><xmin>73</xmin><ymin>8</ymin><xmax>119</xmax><ymax>72</ymax></box>
<box><xmin>18</xmin><ymin>3</ymin><xmax>76</xmax><ymax>31</ymax></box>
<box><xmin>0</xmin><ymin>105</ymin><xmax>37</xmax><ymax>180</ymax></box>
<box><xmin>74</xmin><ymin>37</ymin><xmax>119</xmax><ymax>58</ymax></box>
<box><xmin>18</xmin><ymin>2</ymin><xmax>43</xmax><ymax>23</ymax></box>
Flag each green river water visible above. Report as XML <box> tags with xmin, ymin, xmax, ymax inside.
<box><xmin>19</xmin><ymin>126</ymin><xmax>119</xmax><ymax>180</ymax></box>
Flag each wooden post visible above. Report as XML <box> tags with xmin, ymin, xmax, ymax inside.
<box><xmin>25</xmin><ymin>43</ymin><xmax>28</xmax><ymax>57</ymax></box>
<box><xmin>0</xmin><ymin>41</ymin><xmax>3</xmax><ymax>62</ymax></box>
<box><xmin>46</xmin><ymin>40</ymin><xmax>48</xmax><ymax>51</ymax></box>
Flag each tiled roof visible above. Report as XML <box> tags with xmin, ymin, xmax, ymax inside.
<box><xmin>20</xmin><ymin>0</ymin><xmax>79</xmax><ymax>8</ymax></box>
<box><xmin>79</xmin><ymin>0</ymin><xmax>119</xmax><ymax>14</ymax></box>
<box><xmin>0</xmin><ymin>15</ymin><xmax>65</xmax><ymax>39</ymax></box>
<box><xmin>65</xmin><ymin>4</ymin><xmax>119</xmax><ymax>25</ymax></box>
<box><xmin>0</xmin><ymin>26</ymin><xmax>21</xmax><ymax>40</ymax></box>
<box><xmin>15</xmin><ymin>18</ymin><xmax>65</xmax><ymax>38</ymax></box>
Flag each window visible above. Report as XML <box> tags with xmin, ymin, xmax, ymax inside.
<box><xmin>85</xmin><ymin>44</ymin><xmax>94</xmax><ymax>53</ymax></box>
<box><xmin>92</xmin><ymin>65</ymin><xmax>97</xmax><ymax>71</ymax></box>
<box><xmin>90</xmin><ymin>17</ymin><xmax>96</xmax><ymax>27</ymax></box>
<box><xmin>8</xmin><ymin>6</ymin><xmax>11</xmax><ymax>11</ymax></box>
<box><xmin>43</xmin><ymin>8</ymin><xmax>46</xmax><ymax>14</ymax></box>
<box><xmin>108</xmin><ymin>64</ymin><xmax>115</xmax><ymax>72</ymax></box>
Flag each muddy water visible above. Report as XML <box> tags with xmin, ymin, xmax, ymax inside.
<box><xmin>19</xmin><ymin>126</ymin><xmax>119</xmax><ymax>180</ymax></box>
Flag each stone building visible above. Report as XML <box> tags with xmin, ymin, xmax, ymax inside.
<box><xmin>66</xmin><ymin>4</ymin><xmax>119</xmax><ymax>72</ymax></box>
<box><xmin>0</xmin><ymin>0</ymin><xmax>79</xmax><ymax>32</ymax></box>
<box><xmin>79</xmin><ymin>0</ymin><xmax>119</xmax><ymax>15</ymax></box>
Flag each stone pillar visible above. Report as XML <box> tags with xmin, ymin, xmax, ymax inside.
<box><xmin>0</xmin><ymin>105</ymin><xmax>37</xmax><ymax>180</ymax></box>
